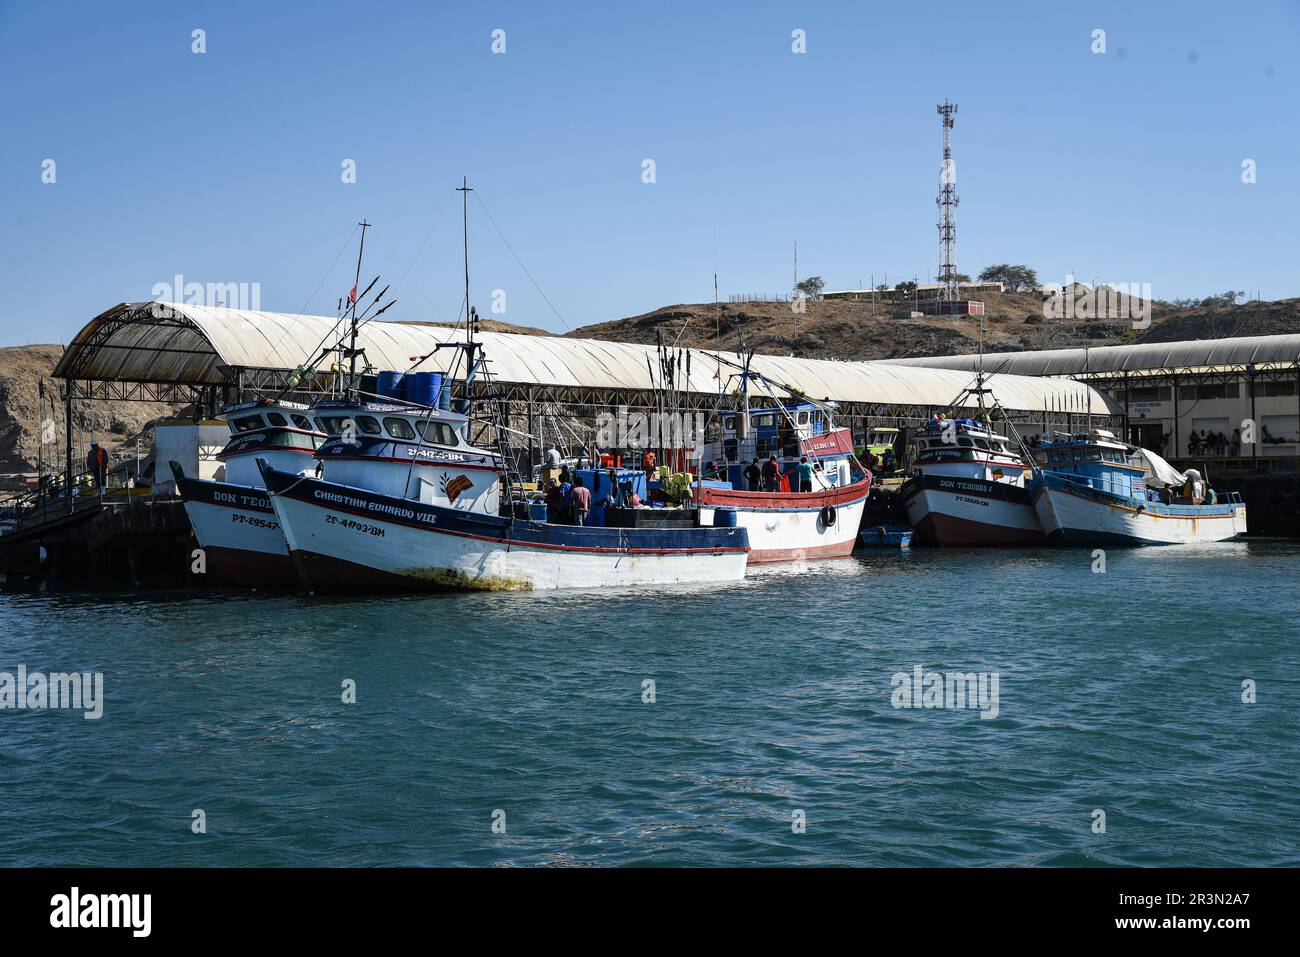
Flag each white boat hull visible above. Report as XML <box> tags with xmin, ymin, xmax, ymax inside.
<box><xmin>262</xmin><ymin>469</ymin><xmax>750</xmax><ymax>592</ymax></box>
<box><xmin>1033</xmin><ymin>486</ymin><xmax>1247</xmax><ymax>545</ymax></box>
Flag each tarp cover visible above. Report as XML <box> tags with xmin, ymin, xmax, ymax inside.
<box><xmin>1135</xmin><ymin>448</ymin><xmax>1187</xmax><ymax>487</ymax></box>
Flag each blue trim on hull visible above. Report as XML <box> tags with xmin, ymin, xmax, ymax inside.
<box><xmin>258</xmin><ymin>462</ymin><xmax>750</xmax><ymax>555</ymax></box>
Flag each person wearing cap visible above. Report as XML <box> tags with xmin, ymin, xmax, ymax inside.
<box><xmin>86</xmin><ymin>440</ymin><xmax>108</xmax><ymax>493</ymax></box>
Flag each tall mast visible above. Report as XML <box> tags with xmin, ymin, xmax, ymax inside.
<box><xmin>458</xmin><ymin>177</ymin><xmax>474</xmax><ymax>343</ymax></box>
<box><xmin>347</xmin><ymin>219</ymin><xmax>371</xmax><ymax>390</ymax></box>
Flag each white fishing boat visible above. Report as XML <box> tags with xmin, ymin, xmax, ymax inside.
<box><xmin>898</xmin><ymin>415</ymin><xmax>1042</xmax><ymax>546</ymax></box>
<box><xmin>170</xmin><ymin>399</ymin><xmax>325</xmax><ymax>586</ymax></box>
<box><xmin>1031</xmin><ymin>430</ymin><xmax>1247</xmax><ymax>545</ymax></box>
<box><xmin>696</xmin><ymin>415</ymin><xmax>869</xmax><ymax>561</ymax></box>
<box><xmin>260</xmin><ymin>397</ymin><xmax>750</xmax><ymax>591</ymax></box>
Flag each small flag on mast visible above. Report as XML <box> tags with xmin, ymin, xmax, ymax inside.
<box><xmin>348</xmin><ymin>284</ymin><xmax>358</xmax><ymax>304</ymax></box>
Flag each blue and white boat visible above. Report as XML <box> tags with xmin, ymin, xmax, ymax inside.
<box><xmin>1031</xmin><ymin>429</ymin><xmax>1247</xmax><ymax>545</ymax></box>
<box><xmin>259</xmin><ymin>396</ymin><xmax>751</xmax><ymax>591</ymax></box>
<box><xmin>170</xmin><ymin>399</ymin><xmax>326</xmax><ymax>586</ymax></box>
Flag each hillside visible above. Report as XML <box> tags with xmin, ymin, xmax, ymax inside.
<box><xmin>0</xmin><ymin>344</ymin><xmax>176</xmax><ymax>487</ymax></box>
<box><xmin>567</xmin><ymin>293</ymin><xmax>1300</xmax><ymax>360</ymax></box>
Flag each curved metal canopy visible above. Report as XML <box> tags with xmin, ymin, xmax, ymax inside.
<box><xmin>880</xmin><ymin>334</ymin><xmax>1300</xmax><ymax>377</ymax></box>
<box><xmin>53</xmin><ymin>301</ymin><xmax>1123</xmax><ymax>414</ymax></box>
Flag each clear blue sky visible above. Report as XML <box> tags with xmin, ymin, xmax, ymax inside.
<box><xmin>2</xmin><ymin>0</ymin><xmax>1298</xmax><ymax>345</ymax></box>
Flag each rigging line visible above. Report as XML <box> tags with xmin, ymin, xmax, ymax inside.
<box><xmin>393</xmin><ymin>191</ymin><xmax>458</xmax><ymax>294</ymax></box>
<box><xmin>262</xmin><ymin>223</ymin><xmax>360</xmax><ymax>364</ymax></box>
<box><xmin>471</xmin><ymin>191</ymin><xmax>572</xmax><ymax>333</ymax></box>
<box><xmin>365</xmin><ymin>233</ymin><xmax>451</xmax><ymax>325</ymax></box>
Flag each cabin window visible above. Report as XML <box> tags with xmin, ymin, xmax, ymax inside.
<box><xmin>1085</xmin><ymin>450</ymin><xmax>1102</xmax><ymax>461</ymax></box>
<box><xmin>416</xmin><ymin>420</ymin><xmax>457</xmax><ymax>447</ymax></box>
<box><xmin>724</xmin><ymin>417</ymin><xmax>735</xmax><ymax>431</ymax></box>
<box><xmin>313</xmin><ymin>418</ymin><xmax>327</xmax><ymax>433</ymax></box>
<box><xmin>756</xmin><ymin>439</ymin><xmax>772</xmax><ymax>459</ymax></box>
<box><xmin>1071</xmin><ymin>449</ymin><xmax>1083</xmax><ymax>462</ymax></box>
<box><xmin>957</xmin><ymin>437</ymin><xmax>973</xmax><ymax>448</ymax></box>
<box><xmin>798</xmin><ymin>412</ymin><xmax>810</xmax><ymax>425</ymax></box>
<box><xmin>270</xmin><ymin>431</ymin><xmax>318</xmax><ymax>450</ymax></box>
<box><xmin>973</xmin><ymin>438</ymin><xmax>990</xmax><ymax>450</ymax></box>
<box><xmin>291</xmin><ymin>414</ymin><xmax>311</xmax><ymax>430</ymax></box>
<box><xmin>384</xmin><ymin>417</ymin><xmax>417</xmax><ymax>440</ymax></box>
<box><xmin>320</xmin><ymin>417</ymin><xmax>347</xmax><ymax>435</ymax></box>
<box><xmin>755</xmin><ymin>414</ymin><xmax>774</xmax><ymax>428</ymax></box>
<box><xmin>355</xmin><ymin>416</ymin><xmax>382</xmax><ymax>435</ymax></box>
<box><xmin>265</xmin><ymin>412</ymin><xmax>288</xmax><ymax>427</ymax></box>
<box><xmin>231</xmin><ymin>415</ymin><xmax>264</xmax><ymax>432</ymax></box>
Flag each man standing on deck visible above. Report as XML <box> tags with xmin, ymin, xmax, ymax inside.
<box><xmin>570</xmin><ymin>475</ymin><xmax>591</xmax><ymax>526</ymax></box>
<box><xmin>86</xmin><ymin>440</ymin><xmax>108</xmax><ymax>494</ymax></box>
<box><xmin>798</xmin><ymin>456</ymin><xmax>814</xmax><ymax>492</ymax></box>
<box><xmin>744</xmin><ymin>457</ymin><xmax>761</xmax><ymax>491</ymax></box>
<box><xmin>762</xmin><ymin>455</ymin><xmax>780</xmax><ymax>492</ymax></box>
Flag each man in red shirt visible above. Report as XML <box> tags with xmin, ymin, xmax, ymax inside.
<box><xmin>570</xmin><ymin>475</ymin><xmax>592</xmax><ymax>526</ymax></box>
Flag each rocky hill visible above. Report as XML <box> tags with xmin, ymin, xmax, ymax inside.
<box><xmin>570</xmin><ymin>292</ymin><xmax>1300</xmax><ymax>360</ymax></box>
<box><xmin>0</xmin><ymin>345</ymin><xmax>177</xmax><ymax>488</ymax></box>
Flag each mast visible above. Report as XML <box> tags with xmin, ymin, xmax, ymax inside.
<box><xmin>458</xmin><ymin>177</ymin><xmax>473</xmax><ymax>344</ymax></box>
<box><xmin>347</xmin><ymin>219</ymin><xmax>370</xmax><ymax>392</ymax></box>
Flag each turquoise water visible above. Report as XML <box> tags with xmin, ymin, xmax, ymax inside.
<box><xmin>2</xmin><ymin>541</ymin><xmax>1298</xmax><ymax>867</ymax></box>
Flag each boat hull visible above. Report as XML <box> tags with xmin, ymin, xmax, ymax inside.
<box><xmin>172</xmin><ymin>471</ymin><xmax>299</xmax><ymax>587</ymax></box>
<box><xmin>1032</xmin><ymin>483</ymin><xmax>1248</xmax><ymax>545</ymax></box>
<box><xmin>695</xmin><ymin>480</ymin><xmax>869</xmax><ymax>563</ymax></box>
<box><xmin>900</xmin><ymin>474</ymin><xmax>1044</xmax><ymax>546</ymax></box>
<box><xmin>260</xmin><ymin>466</ymin><xmax>750</xmax><ymax>592</ymax></box>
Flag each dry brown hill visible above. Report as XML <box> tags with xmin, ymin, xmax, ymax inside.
<box><xmin>567</xmin><ymin>292</ymin><xmax>1300</xmax><ymax>360</ymax></box>
<box><xmin>0</xmin><ymin>344</ymin><xmax>176</xmax><ymax>485</ymax></box>
<box><xmin>569</xmin><ymin>290</ymin><xmax>1139</xmax><ymax>360</ymax></box>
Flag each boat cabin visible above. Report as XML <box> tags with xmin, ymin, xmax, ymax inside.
<box><xmin>1033</xmin><ymin>430</ymin><xmax>1149</xmax><ymax>499</ymax></box>
<box><xmin>217</xmin><ymin>399</ymin><xmax>326</xmax><ymax>486</ymax></box>
<box><xmin>310</xmin><ymin>399</ymin><xmax>502</xmax><ymax>514</ymax></box>
<box><xmin>909</xmin><ymin>417</ymin><xmax>1029</xmax><ymax>484</ymax></box>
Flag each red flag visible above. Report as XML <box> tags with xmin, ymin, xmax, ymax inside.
<box><xmin>348</xmin><ymin>284</ymin><xmax>358</xmax><ymax>304</ymax></box>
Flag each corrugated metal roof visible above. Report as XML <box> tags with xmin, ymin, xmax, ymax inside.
<box><xmin>879</xmin><ymin>334</ymin><xmax>1300</xmax><ymax>377</ymax></box>
<box><xmin>53</xmin><ymin>301</ymin><xmax>1122</xmax><ymax>414</ymax></box>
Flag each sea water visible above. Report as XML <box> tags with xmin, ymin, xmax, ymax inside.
<box><xmin>1</xmin><ymin>541</ymin><xmax>1297</xmax><ymax>866</ymax></box>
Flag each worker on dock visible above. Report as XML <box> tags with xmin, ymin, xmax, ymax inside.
<box><xmin>86</xmin><ymin>440</ymin><xmax>108</xmax><ymax>494</ymax></box>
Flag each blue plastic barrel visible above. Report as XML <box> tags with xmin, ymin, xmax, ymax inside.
<box><xmin>438</xmin><ymin>379</ymin><xmax>452</xmax><ymax>410</ymax></box>
<box><xmin>712</xmin><ymin>507</ymin><xmax>738</xmax><ymax>528</ymax></box>
<box><xmin>408</xmin><ymin>371</ymin><xmax>442</xmax><ymax>408</ymax></box>
<box><xmin>376</xmin><ymin>371</ymin><xmax>405</xmax><ymax>400</ymax></box>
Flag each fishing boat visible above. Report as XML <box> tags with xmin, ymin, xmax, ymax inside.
<box><xmin>169</xmin><ymin>399</ymin><xmax>326</xmax><ymax>586</ymax></box>
<box><xmin>898</xmin><ymin>415</ymin><xmax>1042</xmax><ymax>546</ymax></box>
<box><xmin>696</xmin><ymin>411</ymin><xmax>870</xmax><ymax>561</ymax></box>
<box><xmin>692</xmin><ymin>348</ymin><xmax>872</xmax><ymax>561</ymax></box>
<box><xmin>259</xmin><ymin>186</ymin><xmax>749</xmax><ymax>591</ymax></box>
<box><xmin>1031</xmin><ymin>430</ymin><xmax>1247</xmax><ymax>545</ymax></box>
<box><xmin>259</xmin><ymin>396</ymin><xmax>750</xmax><ymax>591</ymax></box>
